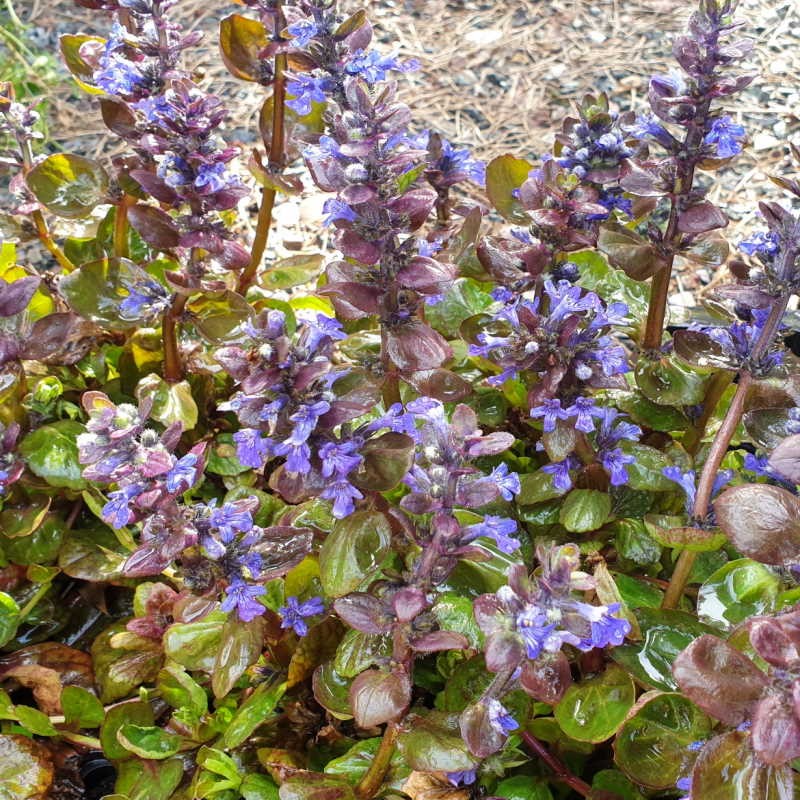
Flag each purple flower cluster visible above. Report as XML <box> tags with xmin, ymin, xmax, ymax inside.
<box><xmin>540</xmin><ymin>402</ymin><xmax>641</xmax><ymax>490</ymax></box>
<box><xmin>84</xmin><ymin>1</ymin><xmax>247</xmax><ymax>271</ymax></box>
<box><xmin>687</xmin><ymin>307</ymin><xmax>784</xmax><ymax>375</ymax></box>
<box><xmin>555</xmin><ymin>97</ymin><xmax>633</xmax><ymax>189</ymax></box>
<box><xmin>396</xmin><ymin>399</ymin><xmax>521</xmax><ymax>555</ymax></box>
<box><xmin>469</xmin><ymin>281</ymin><xmax>630</xmax><ymax>402</ymax></box>
<box><xmin>218</xmin><ymin>310</ymin><xmax>374</xmax><ymax>518</ymax></box>
<box><xmin>76</xmin><ymin>391</ymin><xmax>212</xmax><ymax>579</ymax></box>
<box><xmin>474</xmin><ymin>545</ymin><xmax>631</xmax><ymax>673</ymax></box>
<box><xmin>279</xmin><ymin>595</ymin><xmax>325</xmax><ymax>636</ymax></box>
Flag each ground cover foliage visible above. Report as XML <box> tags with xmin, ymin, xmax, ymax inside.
<box><xmin>1</xmin><ymin>0</ymin><xmax>800</xmax><ymax>798</ymax></box>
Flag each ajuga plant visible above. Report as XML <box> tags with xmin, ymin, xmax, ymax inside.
<box><xmin>3</xmin><ymin>0</ymin><xmax>800</xmax><ymax>798</ymax></box>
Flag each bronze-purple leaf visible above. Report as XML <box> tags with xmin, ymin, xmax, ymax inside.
<box><xmin>348</xmin><ymin>667</ymin><xmax>411</xmax><ymax>728</ymax></box>
<box><xmin>714</xmin><ymin>484</ymin><xmax>800</xmax><ymax>565</ymax></box>
<box><xmin>676</xmin><ymin>201</ymin><xmax>728</xmax><ymax>234</ymax></box>
<box><xmin>332</xmin><ymin>594</ymin><xmax>391</xmax><ymax>635</ymax></box>
<box><xmin>128</xmin><ymin>204</ymin><xmax>181</xmax><ymax>251</ymax></box>
<box><xmin>767</xmin><ymin>434</ymin><xmax>800</xmax><ymax>485</ymax></box>
<box><xmin>384</xmin><ymin>322</ymin><xmax>452</xmax><ymax>373</ymax></box>
<box><xmin>520</xmin><ymin>651</ymin><xmax>572</xmax><ymax>704</ymax></box>
<box><xmin>752</xmin><ymin>694</ymin><xmax>800</xmax><ymax>767</ymax></box>
<box><xmin>0</xmin><ymin>276</ymin><xmax>39</xmax><ymax>317</ymax></box>
<box><xmin>672</xmin><ymin>634</ymin><xmax>768</xmax><ymax>726</ymax></box>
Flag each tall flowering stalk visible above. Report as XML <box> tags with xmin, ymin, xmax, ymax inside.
<box><xmin>72</xmin><ymin>0</ymin><xmax>247</xmax><ymax>381</ymax></box>
<box><xmin>662</xmin><ymin>164</ymin><xmax>800</xmax><ymax>608</ymax></box>
<box><xmin>602</xmin><ymin>0</ymin><xmax>753</xmax><ymax>352</ymax></box>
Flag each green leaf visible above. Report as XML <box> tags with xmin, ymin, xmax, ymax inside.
<box><xmin>19</xmin><ymin>421</ymin><xmax>87</xmax><ymax>490</ymax></box>
<box><xmin>635</xmin><ymin>357</ymin><xmax>708</xmax><ymax>407</ymax></box>
<box><xmin>319</xmin><ymin>512</ymin><xmax>392</xmax><ymax>597</ymax></box>
<box><xmin>15</xmin><ymin>706</ymin><xmax>57</xmax><ymax>737</ymax></box>
<box><xmin>691</xmin><ymin>730</ymin><xmax>794</xmax><ymax>800</ymax></box>
<box><xmin>135</xmin><ymin>374</ymin><xmax>198</xmax><ymax>431</ymax></box>
<box><xmin>495</xmin><ymin>774</ymin><xmax>554</xmax><ymax>800</ymax></box>
<box><xmin>333</xmin><ymin>630</ymin><xmax>392</xmax><ymax>679</ymax></box>
<box><xmin>100</xmin><ymin>701</ymin><xmax>154</xmax><ymax>761</ymax></box>
<box><xmin>440</xmin><ymin>655</ymin><xmax>493</xmax><ymax>713</ymax></box>
<box><xmin>0</xmin><ymin>734</ymin><xmax>54</xmax><ymax>800</ymax></box>
<box><xmin>206</xmin><ymin>433</ymin><xmax>249</xmax><ymax>476</ymax></box>
<box><xmin>426</xmin><ymin>278</ymin><xmax>493</xmax><ymax>339</ymax></box>
<box><xmin>279</xmin><ymin>776</ymin><xmax>355</xmax><ymax>800</ymax></box>
<box><xmin>485</xmin><ymin>155</ymin><xmax>533</xmax><ymax>222</ymax></box>
<box><xmin>517</xmin><ymin>470</ymin><xmax>566</xmax><ymax>506</ymax></box>
<box><xmin>220</xmin><ymin>679</ymin><xmax>287</xmax><ymax>750</ymax></box>
<box><xmin>572</xmin><ymin>249</ymin><xmax>648</xmax><ymax>331</ymax></box>
<box><xmin>61</xmin><ymin>686</ymin><xmax>104</xmax><ymax>728</ymax></box>
<box><xmin>0</xmin><ymin>593</ymin><xmax>21</xmax><ymax>648</ymax></box>
<box><xmin>163</xmin><ymin>611</ymin><xmax>226</xmax><ymax>673</ymax></box>
<box><xmin>614</xmin><ymin>692</ymin><xmax>711</xmax><ymax>789</ymax></box>
<box><xmin>26</xmin><ymin>154</ymin><xmax>108</xmax><ymax>219</ymax></box>
<box><xmin>114</xmin><ymin>757</ymin><xmax>184</xmax><ymax>800</ymax></box>
<box><xmin>397</xmin><ymin>713</ymin><xmax>476</xmax><ymax>772</ymax></box>
<box><xmin>58</xmin><ymin>523</ymin><xmax>126</xmax><ymax>581</ymax></box>
<box><xmin>554</xmin><ymin>665</ymin><xmax>635</xmax><ymax>742</ymax></box>
<box><xmin>623</xmin><ymin>444</ymin><xmax>675</xmax><ymax>491</ymax></box>
<box><xmin>312</xmin><ymin>661</ymin><xmax>354</xmax><ymax>719</ymax></box>
<box><xmin>241</xmin><ymin>774</ymin><xmax>280</xmax><ymax>800</ymax></box>
<box><xmin>559</xmin><ymin>489</ymin><xmax>612</xmax><ymax>533</ymax></box>
<box><xmin>212</xmin><ymin>615</ymin><xmax>265</xmax><ymax>698</ymax></box>
<box><xmin>116</xmin><ymin>724</ymin><xmax>181</xmax><ymax>759</ymax></box>
<box><xmin>324</xmin><ymin>738</ymin><xmax>382</xmax><ymax>784</ymax></box>
<box><xmin>187</xmin><ymin>290</ymin><xmax>254</xmax><ymax>343</ymax></box>
<box><xmin>590</xmin><ymin>770</ymin><xmax>645</xmax><ymax>800</ymax></box>
<box><xmin>614</xmin><ymin>519</ymin><xmax>661</xmax><ymax>566</ymax></box>
<box><xmin>60</xmin><ymin>257</ymin><xmax>160</xmax><ymax>329</ymax></box>
<box><xmin>157</xmin><ymin>665</ymin><xmax>208</xmax><ymax>718</ymax></box>
<box><xmin>262</xmin><ymin>254</ymin><xmax>324</xmax><ymax>290</ymax></box>
<box><xmin>91</xmin><ymin>624</ymin><xmax>162</xmax><ymax>703</ymax></box>
<box><xmin>1</xmin><ymin>514</ymin><xmax>65</xmax><ymax>566</ymax></box>
<box><xmin>644</xmin><ymin>515</ymin><xmax>727</xmax><ymax>553</ymax></box>
<box><xmin>611</xmin><ymin>608</ymin><xmax>717</xmax><ymax>691</ymax></box>
<box><xmin>697</xmin><ymin>558</ymin><xmax>779</xmax><ymax>630</ymax></box>
<box><xmin>432</xmin><ymin>594</ymin><xmax>483</xmax><ymax>648</ymax></box>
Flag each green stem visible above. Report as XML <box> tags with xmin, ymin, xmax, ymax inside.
<box><xmin>354</xmin><ymin>722</ymin><xmax>398</xmax><ymax>800</ymax></box>
<box><xmin>682</xmin><ymin>370</ymin><xmax>734</xmax><ymax>456</ymax></box>
<box><xmin>662</xmin><ymin>291</ymin><xmax>792</xmax><ymax>610</ymax></box>
<box><xmin>3</xmin><ymin>0</ymin><xmax>24</xmax><ymax>29</ymax></box>
<box><xmin>17</xmin><ymin>582</ymin><xmax>52</xmax><ymax>623</ymax></box>
<box><xmin>238</xmin><ymin>2</ymin><xmax>287</xmax><ymax>294</ymax></box>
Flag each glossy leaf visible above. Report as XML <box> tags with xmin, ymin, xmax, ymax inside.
<box><xmin>715</xmin><ymin>484</ymin><xmax>800</xmax><ymax>565</ymax></box>
<box><xmin>319</xmin><ymin>511</ymin><xmax>392</xmax><ymax>597</ymax></box>
<box><xmin>26</xmin><ymin>154</ymin><xmax>108</xmax><ymax>219</ymax></box>
<box><xmin>485</xmin><ymin>155</ymin><xmax>533</xmax><ymax>222</ymax></box>
<box><xmin>614</xmin><ymin>692</ymin><xmax>711</xmax><ymax>789</ymax></box>
<box><xmin>691</xmin><ymin>731</ymin><xmax>795</xmax><ymax>800</ymax></box>
<box><xmin>0</xmin><ymin>735</ymin><xmax>54</xmax><ymax>800</ymax></box>
<box><xmin>554</xmin><ymin>665</ymin><xmax>635</xmax><ymax>742</ymax></box>
<box><xmin>697</xmin><ymin>558</ymin><xmax>779</xmax><ymax>629</ymax></box>
<box><xmin>19</xmin><ymin>421</ymin><xmax>87</xmax><ymax>490</ymax></box>
<box><xmin>672</xmin><ymin>634</ymin><xmax>768</xmax><ymax>726</ymax></box>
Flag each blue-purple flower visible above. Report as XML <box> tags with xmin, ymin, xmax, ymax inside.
<box><xmin>222</xmin><ymin>577</ymin><xmax>267</xmax><ymax>622</ymax></box>
<box><xmin>486</xmin><ymin>699</ymin><xmax>519</xmax><ymax>736</ymax></box>
<box><xmin>703</xmin><ymin>115</ymin><xmax>746</xmax><ymax>159</ymax></box>
<box><xmin>279</xmin><ymin>595</ymin><xmax>325</xmax><ymax>636</ymax></box>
